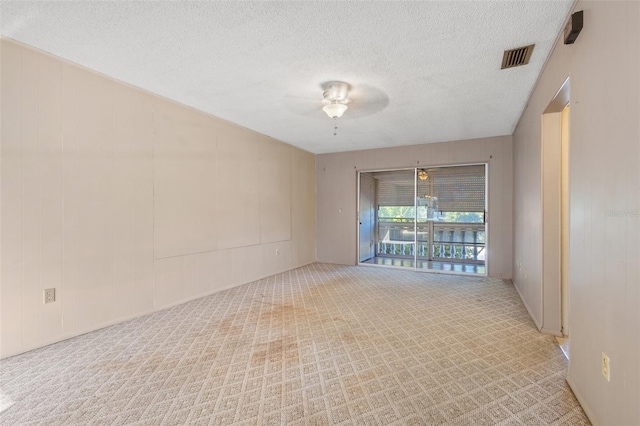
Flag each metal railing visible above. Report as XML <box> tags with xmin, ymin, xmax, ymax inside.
<box><xmin>377</xmin><ymin>221</ymin><xmax>485</xmax><ymax>264</ymax></box>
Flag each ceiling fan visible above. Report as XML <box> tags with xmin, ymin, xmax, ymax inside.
<box><xmin>282</xmin><ymin>80</ymin><xmax>390</xmax><ymax>121</ymax></box>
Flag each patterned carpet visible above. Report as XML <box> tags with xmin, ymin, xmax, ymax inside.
<box><xmin>0</xmin><ymin>263</ymin><xmax>590</xmax><ymax>425</ymax></box>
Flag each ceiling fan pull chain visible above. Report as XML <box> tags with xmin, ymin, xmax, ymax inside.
<box><xmin>334</xmin><ymin>117</ymin><xmax>338</xmax><ymax>136</ymax></box>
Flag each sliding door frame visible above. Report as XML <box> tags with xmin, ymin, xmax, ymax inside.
<box><xmin>356</xmin><ymin>162</ymin><xmax>489</xmax><ymax>277</ymax></box>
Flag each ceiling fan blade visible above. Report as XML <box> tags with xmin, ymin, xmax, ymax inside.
<box><xmin>281</xmin><ymin>93</ymin><xmax>323</xmax><ymax>117</ymax></box>
<box><xmin>343</xmin><ymin>84</ymin><xmax>390</xmax><ymax>119</ymax></box>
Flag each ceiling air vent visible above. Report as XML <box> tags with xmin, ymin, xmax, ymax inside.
<box><xmin>501</xmin><ymin>44</ymin><xmax>535</xmax><ymax>69</ymax></box>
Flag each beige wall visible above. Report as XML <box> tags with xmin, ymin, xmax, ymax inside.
<box><xmin>512</xmin><ymin>1</ymin><xmax>639</xmax><ymax>424</ymax></box>
<box><xmin>316</xmin><ymin>136</ymin><xmax>513</xmax><ymax>279</ymax></box>
<box><xmin>0</xmin><ymin>39</ymin><xmax>316</xmax><ymax>359</ymax></box>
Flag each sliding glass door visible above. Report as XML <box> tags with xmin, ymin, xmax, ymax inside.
<box><xmin>358</xmin><ymin>165</ymin><xmax>487</xmax><ymax>274</ymax></box>
<box><xmin>358</xmin><ymin>173</ymin><xmax>376</xmax><ymax>262</ymax></box>
<box><xmin>372</xmin><ymin>169</ymin><xmax>416</xmax><ymax>269</ymax></box>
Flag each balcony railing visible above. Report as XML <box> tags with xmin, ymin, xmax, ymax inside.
<box><xmin>377</xmin><ymin>221</ymin><xmax>485</xmax><ymax>264</ymax></box>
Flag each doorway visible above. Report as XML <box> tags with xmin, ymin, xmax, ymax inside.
<box><xmin>561</xmin><ymin>104</ymin><xmax>570</xmax><ymax>339</ymax></box>
<box><xmin>558</xmin><ymin>103</ymin><xmax>570</xmax><ymax>358</ymax></box>
<box><xmin>541</xmin><ymin>76</ymin><xmax>570</xmax><ymax>350</ymax></box>
<box><xmin>357</xmin><ymin>165</ymin><xmax>487</xmax><ymax>275</ymax></box>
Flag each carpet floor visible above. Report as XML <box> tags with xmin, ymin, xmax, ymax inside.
<box><xmin>0</xmin><ymin>263</ymin><xmax>590</xmax><ymax>425</ymax></box>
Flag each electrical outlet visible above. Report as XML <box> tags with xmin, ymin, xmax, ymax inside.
<box><xmin>44</xmin><ymin>288</ymin><xmax>56</xmax><ymax>304</ymax></box>
<box><xmin>275</xmin><ymin>248</ymin><xmax>280</xmax><ymax>256</ymax></box>
<box><xmin>602</xmin><ymin>352</ymin><xmax>610</xmax><ymax>382</ymax></box>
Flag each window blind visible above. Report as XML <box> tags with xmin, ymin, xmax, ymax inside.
<box><xmin>422</xmin><ymin>165</ymin><xmax>485</xmax><ymax>212</ymax></box>
<box><xmin>373</xmin><ymin>165</ymin><xmax>485</xmax><ymax>212</ymax></box>
<box><xmin>375</xmin><ymin>170</ymin><xmax>415</xmax><ymax>207</ymax></box>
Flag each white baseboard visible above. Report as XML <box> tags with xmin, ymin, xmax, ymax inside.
<box><xmin>566</xmin><ymin>376</ymin><xmax>598</xmax><ymax>426</ymax></box>
<box><xmin>541</xmin><ymin>327</ymin><xmax>563</xmax><ymax>337</ymax></box>
<box><xmin>1</xmin><ymin>261</ymin><xmax>316</xmax><ymax>360</ymax></box>
<box><xmin>512</xmin><ymin>278</ymin><xmax>542</xmax><ymax>330</ymax></box>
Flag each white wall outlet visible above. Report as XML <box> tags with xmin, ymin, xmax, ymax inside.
<box><xmin>275</xmin><ymin>248</ymin><xmax>280</xmax><ymax>256</ymax></box>
<box><xmin>44</xmin><ymin>288</ymin><xmax>56</xmax><ymax>304</ymax></box>
<box><xmin>602</xmin><ymin>352</ymin><xmax>611</xmax><ymax>381</ymax></box>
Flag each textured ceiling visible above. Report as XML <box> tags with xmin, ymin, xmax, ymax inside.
<box><xmin>1</xmin><ymin>1</ymin><xmax>573</xmax><ymax>154</ymax></box>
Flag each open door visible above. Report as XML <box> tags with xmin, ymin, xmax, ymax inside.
<box><xmin>358</xmin><ymin>173</ymin><xmax>375</xmax><ymax>262</ymax></box>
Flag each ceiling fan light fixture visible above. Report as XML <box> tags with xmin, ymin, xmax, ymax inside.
<box><xmin>322</xmin><ymin>102</ymin><xmax>348</xmax><ymax>118</ymax></box>
<box><xmin>322</xmin><ymin>81</ymin><xmax>351</xmax><ymax>119</ymax></box>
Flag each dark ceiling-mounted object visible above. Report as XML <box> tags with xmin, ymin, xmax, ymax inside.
<box><xmin>564</xmin><ymin>11</ymin><xmax>583</xmax><ymax>45</ymax></box>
